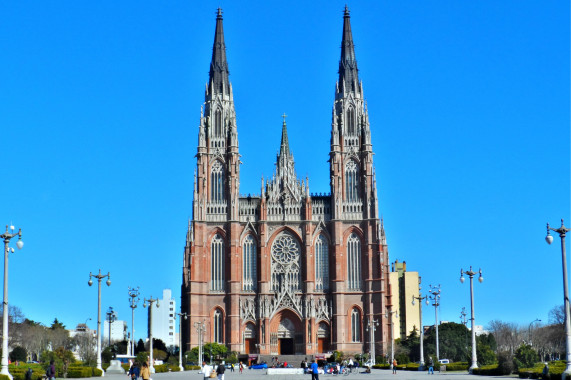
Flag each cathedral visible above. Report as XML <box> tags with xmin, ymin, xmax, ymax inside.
<box><xmin>181</xmin><ymin>7</ymin><xmax>392</xmax><ymax>358</ymax></box>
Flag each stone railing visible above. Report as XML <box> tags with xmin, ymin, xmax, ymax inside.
<box><xmin>206</xmin><ymin>202</ymin><xmax>227</xmax><ymax>222</ymax></box>
<box><xmin>342</xmin><ymin>200</ymin><xmax>363</xmax><ymax>220</ymax></box>
<box><xmin>266</xmin><ymin>202</ymin><xmax>303</xmax><ymax>221</ymax></box>
<box><xmin>311</xmin><ymin>198</ymin><xmax>331</xmax><ymax>221</ymax></box>
<box><xmin>239</xmin><ymin>197</ymin><xmax>260</xmax><ymax>222</ymax></box>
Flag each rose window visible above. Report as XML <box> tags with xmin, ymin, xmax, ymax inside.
<box><xmin>272</xmin><ymin>234</ymin><xmax>299</xmax><ymax>264</ymax></box>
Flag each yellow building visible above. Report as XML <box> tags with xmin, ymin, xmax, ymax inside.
<box><xmin>389</xmin><ymin>260</ymin><xmax>421</xmax><ymax>340</ymax></box>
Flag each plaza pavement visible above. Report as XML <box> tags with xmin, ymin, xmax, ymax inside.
<box><xmin>99</xmin><ymin>368</ymin><xmax>512</xmax><ymax>380</ymax></box>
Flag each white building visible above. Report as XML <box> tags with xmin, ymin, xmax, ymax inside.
<box><xmin>103</xmin><ymin>319</ymin><xmax>127</xmax><ymax>344</ymax></box>
<box><xmin>149</xmin><ymin>289</ymin><xmax>176</xmax><ymax>347</ymax></box>
<box><xmin>69</xmin><ymin>323</ymin><xmax>96</xmax><ymax>360</ymax></box>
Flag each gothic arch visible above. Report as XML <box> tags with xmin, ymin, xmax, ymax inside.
<box><xmin>240</xmin><ymin>224</ymin><xmax>259</xmax><ymax>245</ymax></box>
<box><xmin>267</xmin><ymin>226</ymin><xmax>303</xmax><ymax>247</ymax></box>
<box><xmin>342</xmin><ymin>226</ymin><xmax>364</xmax><ymax>243</ymax></box>
<box><xmin>311</xmin><ymin>221</ymin><xmax>331</xmax><ymax>245</ymax></box>
<box><xmin>347</xmin><ymin>306</ymin><xmax>363</xmax><ymax>343</ymax></box>
<box><xmin>210</xmin><ymin>306</ymin><xmax>226</xmax><ymax>344</ymax></box>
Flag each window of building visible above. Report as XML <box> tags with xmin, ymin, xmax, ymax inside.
<box><xmin>345</xmin><ymin>160</ymin><xmax>359</xmax><ymax>202</ymax></box>
<box><xmin>214</xmin><ymin>109</ymin><xmax>222</xmax><ymax>137</ymax></box>
<box><xmin>347</xmin><ymin>233</ymin><xmax>362</xmax><ymax>290</ymax></box>
<box><xmin>351</xmin><ymin>308</ymin><xmax>361</xmax><ymax>342</ymax></box>
<box><xmin>242</xmin><ymin>235</ymin><xmax>257</xmax><ymax>291</ymax></box>
<box><xmin>211</xmin><ymin>234</ymin><xmax>225</xmax><ymax>291</ymax></box>
<box><xmin>315</xmin><ymin>235</ymin><xmax>329</xmax><ymax>291</ymax></box>
<box><xmin>214</xmin><ymin>309</ymin><xmax>223</xmax><ymax>343</ymax></box>
<box><xmin>346</xmin><ymin>107</ymin><xmax>356</xmax><ymax>135</ymax></box>
<box><xmin>210</xmin><ymin>161</ymin><xmax>225</xmax><ymax>203</ymax></box>
<box><xmin>270</xmin><ymin>233</ymin><xmax>301</xmax><ymax>292</ymax></box>
<box><xmin>169</xmin><ymin>332</ymin><xmax>173</xmax><ymax>336</ymax></box>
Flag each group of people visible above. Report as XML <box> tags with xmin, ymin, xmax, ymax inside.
<box><xmin>201</xmin><ymin>361</ymin><xmax>243</xmax><ymax>380</ymax></box>
<box><xmin>127</xmin><ymin>361</ymin><xmax>151</xmax><ymax>380</ymax></box>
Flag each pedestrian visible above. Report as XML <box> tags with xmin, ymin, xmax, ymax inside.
<box><xmin>542</xmin><ymin>363</ymin><xmax>549</xmax><ymax>379</ymax></box>
<box><xmin>392</xmin><ymin>359</ymin><xmax>397</xmax><ymax>374</ymax></box>
<box><xmin>311</xmin><ymin>358</ymin><xmax>319</xmax><ymax>380</ymax></box>
<box><xmin>239</xmin><ymin>361</ymin><xmax>243</xmax><ymax>374</ymax></box>
<box><xmin>140</xmin><ymin>362</ymin><xmax>150</xmax><ymax>380</ymax></box>
<box><xmin>348</xmin><ymin>358</ymin><xmax>354</xmax><ymax>371</ymax></box>
<box><xmin>202</xmin><ymin>361</ymin><xmax>213</xmax><ymax>380</ymax></box>
<box><xmin>128</xmin><ymin>362</ymin><xmax>140</xmax><ymax>380</ymax></box>
<box><xmin>231</xmin><ymin>363</ymin><xmax>235</xmax><ymax>372</ymax></box>
<box><xmin>301</xmin><ymin>359</ymin><xmax>308</xmax><ymax>373</ymax></box>
<box><xmin>25</xmin><ymin>368</ymin><xmax>33</xmax><ymax>380</ymax></box>
<box><xmin>46</xmin><ymin>360</ymin><xmax>56</xmax><ymax>380</ymax></box>
<box><xmin>428</xmin><ymin>357</ymin><xmax>434</xmax><ymax>375</ymax></box>
<box><xmin>216</xmin><ymin>361</ymin><xmax>226</xmax><ymax>380</ymax></box>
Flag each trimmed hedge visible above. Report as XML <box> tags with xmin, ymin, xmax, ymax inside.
<box><xmin>185</xmin><ymin>365</ymin><xmax>201</xmax><ymax>371</ymax></box>
<box><xmin>93</xmin><ymin>368</ymin><xmax>103</xmax><ymax>377</ymax></box>
<box><xmin>472</xmin><ymin>364</ymin><xmax>501</xmax><ymax>376</ymax></box>
<box><xmin>518</xmin><ymin>361</ymin><xmax>569</xmax><ymax>380</ymax></box>
<box><xmin>0</xmin><ymin>374</ymin><xmax>10</xmax><ymax>380</ymax></box>
<box><xmin>446</xmin><ymin>362</ymin><xmax>469</xmax><ymax>371</ymax></box>
<box><xmin>9</xmin><ymin>368</ymin><xmax>44</xmax><ymax>380</ymax></box>
<box><xmin>67</xmin><ymin>367</ymin><xmax>93</xmax><ymax>378</ymax></box>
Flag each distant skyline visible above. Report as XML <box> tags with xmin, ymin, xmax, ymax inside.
<box><xmin>1</xmin><ymin>1</ymin><xmax>569</xmax><ymax>343</ymax></box>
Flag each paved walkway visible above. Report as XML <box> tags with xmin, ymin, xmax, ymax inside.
<box><xmin>100</xmin><ymin>368</ymin><xmax>510</xmax><ymax>380</ymax></box>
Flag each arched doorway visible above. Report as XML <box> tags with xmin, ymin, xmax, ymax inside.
<box><xmin>269</xmin><ymin>310</ymin><xmax>303</xmax><ymax>355</ymax></box>
<box><xmin>317</xmin><ymin>322</ymin><xmax>330</xmax><ymax>353</ymax></box>
<box><xmin>243</xmin><ymin>323</ymin><xmax>256</xmax><ymax>354</ymax></box>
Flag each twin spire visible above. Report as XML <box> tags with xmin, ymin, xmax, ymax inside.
<box><xmin>339</xmin><ymin>5</ymin><xmax>360</xmax><ymax>94</ymax></box>
<box><xmin>209</xmin><ymin>7</ymin><xmax>230</xmax><ymax>96</ymax></box>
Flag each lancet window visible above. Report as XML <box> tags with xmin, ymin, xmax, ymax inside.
<box><xmin>351</xmin><ymin>308</ymin><xmax>361</xmax><ymax>342</ymax></box>
<box><xmin>214</xmin><ymin>109</ymin><xmax>222</xmax><ymax>137</ymax></box>
<box><xmin>270</xmin><ymin>233</ymin><xmax>301</xmax><ymax>292</ymax></box>
<box><xmin>213</xmin><ymin>309</ymin><xmax>223</xmax><ymax>343</ymax></box>
<box><xmin>315</xmin><ymin>235</ymin><xmax>329</xmax><ymax>291</ymax></box>
<box><xmin>347</xmin><ymin>233</ymin><xmax>361</xmax><ymax>290</ymax></box>
<box><xmin>211</xmin><ymin>161</ymin><xmax>225</xmax><ymax>203</ymax></box>
<box><xmin>346</xmin><ymin>107</ymin><xmax>356</xmax><ymax>135</ymax></box>
<box><xmin>345</xmin><ymin>160</ymin><xmax>359</xmax><ymax>202</ymax></box>
<box><xmin>242</xmin><ymin>235</ymin><xmax>257</xmax><ymax>291</ymax></box>
<box><xmin>211</xmin><ymin>234</ymin><xmax>225</xmax><ymax>291</ymax></box>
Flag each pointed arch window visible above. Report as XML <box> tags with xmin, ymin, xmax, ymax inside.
<box><xmin>351</xmin><ymin>308</ymin><xmax>361</xmax><ymax>342</ymax></box>
<box><xmin>315</xmin><ymin>235</ymin><xmax>329</xmax><ymax>291</ymax></box>
<box><xmin>345</xmin><ymin>160</ymin><xmax>359</xmax><ymax>202</ymax></box>
<box><xmin>242</xmin><ymin>235</ymin><xmax>257</xmax><ymax>291</ymax></box>
<box><xmin>214</xmin><ymin>109</ymin><xmax>222</xmax><ymax>137</ymax></box>
<box><xmin>211</xmin><ymin>161</ymin><xmax>225</xmax><ymax>203</ymax></box>
<box><xmin>347</xmin><ymin>233</ymin><xmax>362</xmax><ymax>291</ymax></box>
<box><xmin>346</xmin><ymin>107</ymin><xmax>356</xmax><ymax>135</ymax></box>
<box><xmin>270</xmin><ymin>233</ymin><xmax>301</xmax><ymax>292</ymax></box>
<box><xmin>211</xmin><ymin>234</ymin><xmax>225</xmax><ymax>291</ymax></box>
<box><xmin>213</xmin><ymin>309</ymin><xmax>223</xmax><ymax>343</ymax></box>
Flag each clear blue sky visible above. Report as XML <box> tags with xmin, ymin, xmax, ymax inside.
<box><xmin>1</xmin><ymin>1</ymin><xmax>569</xmax><ymax>343</ymax></box>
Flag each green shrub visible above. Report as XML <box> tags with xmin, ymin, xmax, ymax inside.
<box><xmin>168</xmin><ymin>365</ymin><xmax>181</xmax><ymax>372</ymax></box>
<box><xmin>446</xmin><ymin>362</ymin><xmax>469</xmax><ymax>371</ymax></box>
<box><xmin>93</xmin><ymin>367</ymin><xmax>103</xmax><ymax>377</ymax></box>
<box><xmin>10</xmin><ymin>368</ymin><xmax>44</xmax><ymax>380</ymax></box>
<box><xmin>472</xmin><ymin>364</ymin><xmax>499</xmax><ymax>376</ymax></box>
<box><xmin>184</xmin><ymin>365</ymin><xmax>201</xmax><ymax>370</ymax></box>
<box><xmin>513</xmin><ymin>345</ymin><xmax>539</xmax><ymax>370</ymax></box>
<box><xmin>67</xmin><ymin>367</ymin><xmax>93</xmax><ymax>378</ymax></box>
<box><xmin>372</xmin><ymin>364</ymin><xmax>390</xmax><ymax>369</ymax></box>
<box><xmin>154</xmin><ymin>364</ymin><xmax>168</xmax><ymax>373</ymax></box>
<box><xmin>497</xmin><ymin>351</ymin><xmax>515</xmax><ymax>375</ymax></box>
<box><xmin>0</xmin><ymin>374</ymin><xmax>11</xmax><ymax>380</ymax></box>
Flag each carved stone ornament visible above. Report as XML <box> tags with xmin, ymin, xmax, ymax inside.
<box><xmin>239</xmin><ymin>297</ymin><xmax>256</xmax><ymax>322</ymax></box>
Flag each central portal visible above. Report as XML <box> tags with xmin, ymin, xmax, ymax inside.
<box><xmin>279</xmin><ymin>338</ymin><xmax>294</xmax><ymax>354</ymax></box>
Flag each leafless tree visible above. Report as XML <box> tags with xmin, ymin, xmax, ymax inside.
<box><xmin>487</xmin><ymin>320</ymin><xmax>523</xmax><ymax>354</ymax></box>
<box><xmin>72</xmin><ymin>332</ymin><xmax>97</xmax><ymax>365</ymax></box>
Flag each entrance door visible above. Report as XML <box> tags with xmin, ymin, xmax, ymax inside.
<box><xmin>244</xmin><ymin>338</ymin><xmax>255</xmax><ymax>354</ymax></box>
<box><xmin>317</xmin><ymin>338</ymin><xmax>329</xmax><ymax>353</ymax></box>
<box><xmin>279</xmin><ymin>338</ymin><xmax>295</xmax><ymax>355</ymax></box>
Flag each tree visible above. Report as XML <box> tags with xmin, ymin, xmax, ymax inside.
<box><xmin>548</xmin><ymin>305</ymin><xmax>564</xmax><ymax>325</ymax></box>
<box><xmin>189</xmin><ymin>342</ymin><xmax>227</xmax><ymax>363</ymax></box>
<box><xmin>71</xmin><ymin>332</ymin><xmax>96</xmax><ymax>365</ymax></box>
<box><xmin>488</xmin><ymin>320</ymin><xmax>522</xmax><ymax>354</ymax></box>
<box><xmin>9</xmin><ymin>346</ymin><xmax>27</xmax><ymax>362</ymax></box>
<box><xmin>50</xmin><ymin>318</ymin><xmax>66</xmax><ymax>330</ymax></box>
<box><xmin>135</xmin><ymin>339</ymin><xmax>145</xmax><ymax>354</ymax></box>
<box><xmin>424</xmin><ymin>322</ymin><xmax>470</xmax><ymax>362</ymax></box>
<box><xmin>513</xmin><ymin>344</ymin><xmax>539</xmax><ymax>370</ymax></box>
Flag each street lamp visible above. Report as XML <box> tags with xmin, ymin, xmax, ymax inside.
<box><xmin>385</xmin><ymin>308</ymin><xmax>398</xmax><ymax>369</ymax></box>
<box><xmin>176</xmin><ymin>312</ymin><xmax>188</xmax><ymax>371</ymax></box>
<box><xmin>428</xmin><ymin>285</ymin><xmax>441</xmax><ymax>361</ymax></box>
<box><xmin>412</xmin><ymin>286</ymin><xmax>429</xmax><ymax>368</ymax></box>
<box><xmin>460</xmin><ymin>267</ymin><xmax>483</xmax><ymax>372</ymax></box>
<box><xmin>106</xmin><ymin>307</ymin><xmax>117</xmax><ymax>346</ymax></box>
<box><xmin>545</xmin><ymin>219</ymin><xmax>571</xmax><ymax>376</ymax></box>
<box><xmin>528</xmin><ymin>319</ymin><xmax>541</xmax><ymax>346</ymax></box>
<box><xmin>194</xmin><ymin>320</ymin><xmax>206</xmax><ymax>365</ymax></box>
<box><xmin>88</xmin><ymin>270</ymin><xmax>111</xmax><ymax>375</ymax></box>
<box><xmin>128</xmin><ymin>287</ymin><xmax>140</xmax><ymax>356</ymax></box>
<box><xmin>143</xmin><ymin>296</ymin><xmax>159</xmax><ymax>373</ymax></box>
<box><xmin>1</xmin><ymin>224</ymin><xmax>23</xmax><ymax>380</ymax></box>
<box><xmin>366</xmin><ymin>317</ymin><xmax>379</xmax><ymax>365</ymax></box>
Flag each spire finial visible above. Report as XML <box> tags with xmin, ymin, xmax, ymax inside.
<box><xmin>217</xmin><ymin>7</ymin><xmax>223</xmax><ymax>19</ymax></box>
<box><xmin>344</xmin><ymin>5</ymin><xmax>350</xmax><ymax>17</ymax></box>
<box><xmin>282</xmin><ymin>112</ymin><xmax>287</xmax><ymax>124</ymax></box>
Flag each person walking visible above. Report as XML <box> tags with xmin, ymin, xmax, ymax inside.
<box><xmin>46</xmin><ymin>360</ymin><xmax>56</xmax><ymax>380</ymax></box>
<box><xmin>392</xmin><ymin>359</ymin><xmax>398</xmax><ymax>374</ymax></box>
<box><xmin>311</xmin><ymin>359</ymin><xmax>319</xmax><ymax>380</ymax></box>
<box><xmin>128</xmin><ymin>362</ymin><xmax>140</xmax><ymax>380</ymax></box>
<box><xmin>428</xmin><ymin>357</ymin><xmax>434</xmax><ymax>375</ymax></box>
<box><xmin>239</xmin><ymin>361</ymin><xmax>243</xmax><ymax>374</ymax></box>
<box><xmin>231</xmin><ymin>363</ymin><xmax>235</xmax><ymax>372</ymax></box>
<box><xmin>202</xmin><ymin>361</ymin><xmax>213</xmax><ymax>380</ymax></box>
<box><xmin>216</xmin><ymin>361</ymin><xmax>226</xmax><ymax>380</ymax></box>
<box><xmin>140</xmin><ymin>362</ymin><xmax>150</xmax><ymax>380</ymax></box>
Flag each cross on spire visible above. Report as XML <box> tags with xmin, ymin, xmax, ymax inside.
<box><xmin>282</xmin><ymin>113</ymin><xmax>287</xmax><ymax>124</ymax></box>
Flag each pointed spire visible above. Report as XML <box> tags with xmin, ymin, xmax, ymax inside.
<box><xmin>279</xmin><ymin>113</ymin><xmax>291</xmax><ymax>159</ymax></box>
<box><xmin>339</xmin><ymin>5</ymin><xmax>359</xmax><ymax>93</ymax></box>
<box><xmin>209</xmin><ymin>7</ymin><xmax>230</xmax><ymax>95</ymax></box>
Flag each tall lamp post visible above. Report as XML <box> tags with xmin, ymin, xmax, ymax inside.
<box><xmin>412</xmin><ymin>288</ymin><xmax>429</xmax><ymax>368</ymax></box>
<box><xmin>460</xmin><ymin>267</ymin><xmax>483</xmax><ymax>372</ymax></box>
<box><xmin>128</xmin><ymin>287</ymin><xmax>140</xmax><ymax>356</ymax></box>
<box><xmin>385</xmin><ymin>309</ymin><xmax>398</xmax><ymax>369</ymax></box>
<box><xmin>194</xmin><ymin>320</ymin><xmax>206</xmax><ymax>365</ymax></box>
<box><xmin>176</xmin><ymin>312</ymin><xmax>188</xmax><ymax>371</ymax></box>
<box><xmin>366</xmin><ymin>317</ymin><xmax>379</xmax><ymax>365</ymax></box>
<box><xmin>428</xmin><ymin>285</ymin><xmax>441</xmax><ymax>361</ymax></box>
<box><xmin>143</xmin><ymin>296</ymin><xmax>159</xmax><ymax>373</ymax></box>
<box><xmin>1</xmin><ymin>225</ymin><xmax>23</xmax><ymax>380</ymax></box>
<box><xmin>546</xmin><ymin>219</ymin><xmax>571</xmax><ymax>376</ymax></box>
<box><xmin>528</xmin><ymin>319</ymin><xmax>541</xmax><ymax>346</ymax></box>
<box><xmin>106</xmin><ymin>307</ymin><xmax>117</xmax><ymax>346</ymax></box>
<box><xmin>88</xmin><ymin>270</ymin><xmax>111</xmax><ymax>375</ymax></box>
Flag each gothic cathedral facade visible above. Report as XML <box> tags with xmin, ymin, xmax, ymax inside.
<box><xmin>181</xmin><ymin>8</ymin><xmax>392</xmax><ymax>357</ymax></box>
